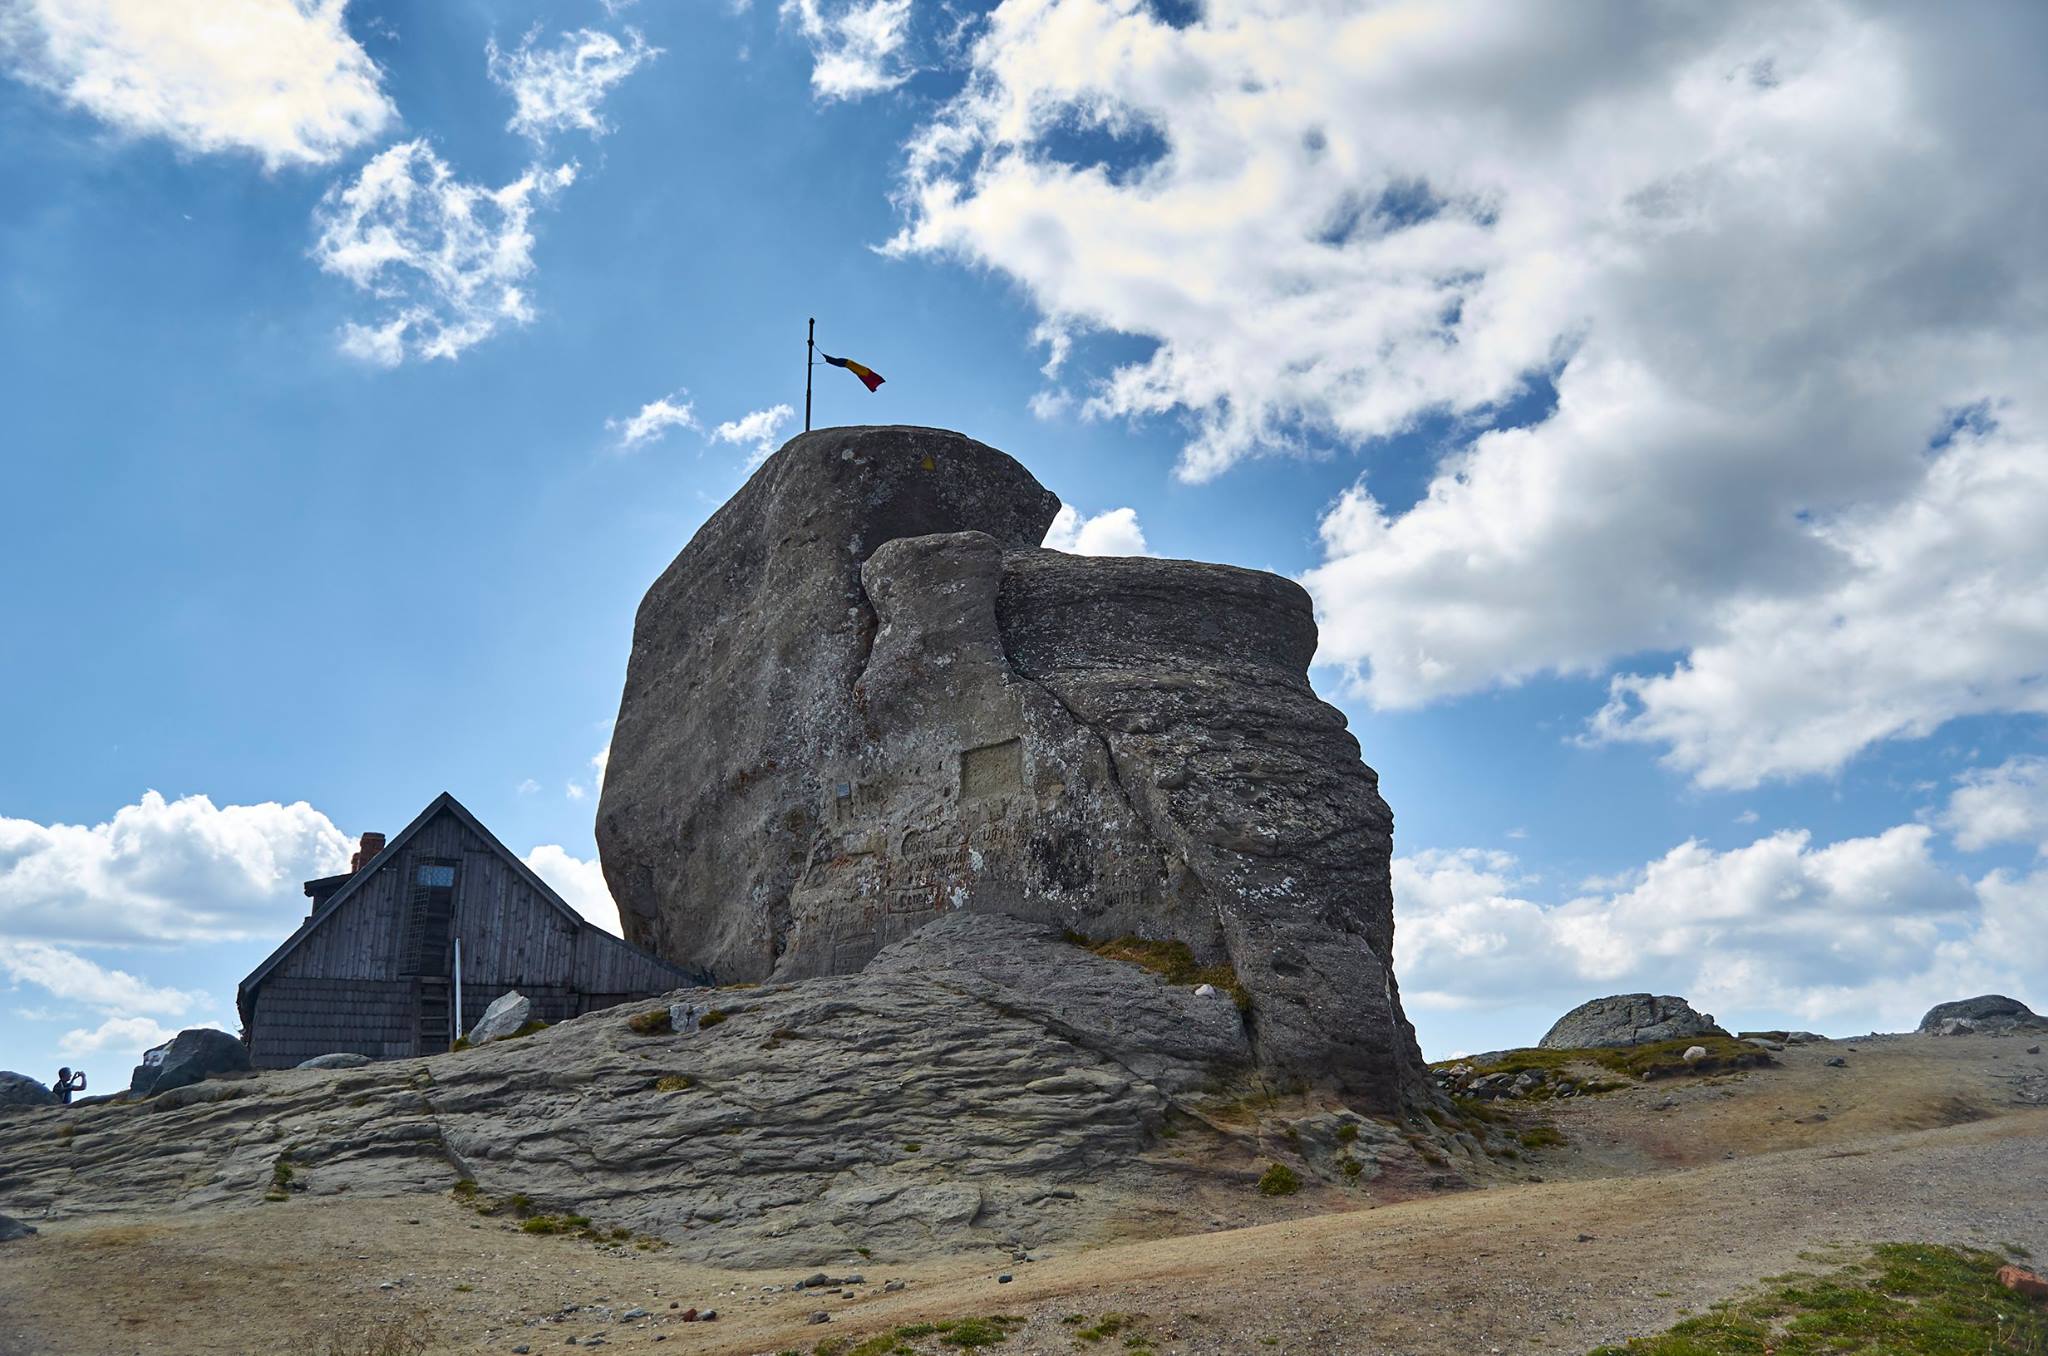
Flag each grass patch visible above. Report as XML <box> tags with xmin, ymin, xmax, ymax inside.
<box><xmin>699</xmin><ymin>1009</ymin><xmax>728</xmax><ymax>1029</ymax></box>
<box><xmin>518</xmin><ymin>1213</ymin><xmax>591</xmax><ymax>1235</ymax></box>
<box><xmin>320</xmin><ymin>1312</ymin><xmax>432</xmax><ymax>1356</ymax></box>
<box><xmin>1064</xmin><ymin>932</ymin><xmax>1251</xmax><ymax>1012</ymax></box>
<box><xmin>1588</xmin><ymin>1243</ymin><xmax>2048</xmax><ymax>1355</ymax></box>
<box><xmin>1076</xmin><ymin>1315</ymin><xmax>1136</xmax><ymax>1343</ymax></box>
<box><xmin>264</xmin><ymin>1155</ymin><xmax>298</xmax><ymax>1202</ymax></box>
<box><xmin>449</xmin><ymin>1036</ymin><xmax>471</xmax><ymax>1052</ymax></box>
<box><xmin>1518</xmin><ymin>1124</ymin><xmax>1566</xmax><ymax>1150</ymax></box>
<box><xmin>627</xmin><ymin>1008</ymin><xmax>672</xmax><ymax>1035</ymax></box>
<box><xmin>654</xmin><ymin>1074</ymin><xmax>694</xmax><ymax>1093</ymax></box>
<box><xmin>449</xmin><ymin>1178</ymin><xmax>478</xmax><ymax>1201</ymax></box>
<box><xmin>1257</xmin><ymin>1163</ymin><xmax>1301</xmax><ymax>1196</ymax></box>
<box><xmin>1436</xmin><ymin>1036</ymin><xmax>1773</xmax><ymax>1086</ymax></box>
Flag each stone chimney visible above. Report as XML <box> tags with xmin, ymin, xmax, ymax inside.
<box><xmin>351</xmin><ymin>832</ymin><xmax>386</xmax><ymax>874</ymax></box>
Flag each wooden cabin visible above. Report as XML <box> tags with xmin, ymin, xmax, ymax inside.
<box><xmin>237</xmin><ymin>792</ymin><xmax>703</xmax><ymax>1068</ymax></box>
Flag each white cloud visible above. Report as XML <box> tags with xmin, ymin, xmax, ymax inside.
<box><xmin>608</xmin><ymin>392</ymin><xmax>698</xmax><ymax>449</ymax></box>
<box><xmin>0</xmin><ymin>0</ymin><xmax>394</xmax><ymax>169</ymax></box>
<box><xmin>517</xmin><ymin>778</ymin><xmax>541</xmax><ymax>795</ymax></box>
<box><xmin>1942</xmin><ymin>756</ymin><xmax>2048</xmax><ymax>854</ymax></box>
<box><xmin>523</xmin><ymin>844</ymin><xmax>621</xmax><ymax>935</ymax></box>
<box><xmin>1043</xmin><ymin>503</ymin><xmax>1150</xmax><ymax>556</ymax></box>
<box><xmin>0</xmin><ymin>939</ymin><xmax>206</xmax><ymax>1015</ymax></box>
<box><xmin>1393</xmin><ymin>824</ymin><xmax>2041</xmax><ymax>1035</ymax></box>
<box><xmin>711</xmin><ymin>403</ymin><xmax>795</xmax><ymax>469</ymax></box>
<box><xmin>312</xmin><ymin>139</ymin><xmax>577</xmax><ymax>365</ymax></box>
<box><xmin>891</xmin><ymin>1</ymin><xmax>2048</xmax><ymax>786</ymax></box>
<box><xmin>0</xmin><ymin>791</ymin><xmax>353</xmax><ymax>946</ymax></box>
<box><xmin>780</xmin><ymin>0</ymin><xmax>913</xmax><ymax>101</ymax></box>
<box><xmin>486</xmin><ymin>24</ymin><xmax>659</xmax><ymax>144</ymax></box>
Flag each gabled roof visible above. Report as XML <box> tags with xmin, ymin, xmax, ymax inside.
<box><xmin>236</xmin><ymin>791</ymin><xmax>691</xmax><ymax>1024</ymax></box>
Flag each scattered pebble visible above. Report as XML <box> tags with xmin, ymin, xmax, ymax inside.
<box><xmin>883</xmin><ymin>1280</ymin><xmax>906</xmax><ymax>1293</ymax></box>
<box><xmin>620</xmin><ymin>1308</ymin><xmax>647</xmax><ymax>1321</ymax></box>
<box><xmin>808</xmin><ymin>1311</ymin><xmax>830</xmax><ymax>1325</ymax></box>
<box><xmin>998</xmin><ymin>1273</ymin><xmax>1013</xmax><ymax>1283</ymax></box>
<box><xmin>1826</xmin><ymin>1057</ymin><xmax>1847</xmax><ymax>1068</ymax></box>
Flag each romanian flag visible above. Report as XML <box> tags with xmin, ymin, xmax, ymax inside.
<box><xmin>821</xmin><ymin>352</ymin><xmax>885</xmax><ymax>392</ymax></box>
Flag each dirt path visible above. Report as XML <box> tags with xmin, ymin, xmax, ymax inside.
<box><xmin>3</xmin><ymin>1034</ymin><xmax>2042</xmax><ymax>1356</ymax></box>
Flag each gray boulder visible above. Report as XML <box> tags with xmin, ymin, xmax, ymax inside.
<box><xmin>296</xmin><ymin>1053</ymin><xmax>375</xmax><ymax>1070</ymax></box>
<box><xmin>0</xmin><ymin>1072</ymin><xmax>56</xmax><ymax>1111</ymax></box>
<box><xmin>1917</xmin><ymin>994</ymin><xmax>2045</xmax><ymax>1035</ymax></box>
<box><xmin>1540</xmin><ymin>994</ymin><xmax>1728</xmax><ymax>1050</ymax></box>
<box><xmin>0</xmin><ymin>1214</ymin><xmax>35</xmax><ymax>1242</ymax></box>
<box><xmin>467</xmin><ymin>990</ymin><xmax>533</xmax><ymax>1045</ymax></box>
<box><xmin>597</xmin><ymin>426</ymin><xmax>1424</xmax><ymax>1107</ymax></box>
<box><xmin>129</xmin><ymin>1028</ymin><xmax>250</xmax><ymax>1098</ymax></box>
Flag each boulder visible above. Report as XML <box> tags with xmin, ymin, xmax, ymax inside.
<box><xmin>296</xmin><ymin>1053</ymin><xmax>375</xmax><ymax>1070</ymax></box>
<box><xmin>598</xmin><ymin>427</ymin><xmax>1424</xmax><ymax>1107</ymax></box>
<box><xmin>129</xmin><ymin>1029</ymin><xmax>250</xmax><ymax>1098</ymax></box>
<box><xmin>0</xmin><ymin>1072</ymin><xmax>56</xmax><ymax>1111</ymax></box>
<box><xmin>1917</xmin><ymin>994</ymin><xmax>2046</xmax><ymax>1035</ymax></box>
<box><xmin>1539</xmin><ymin>994</ymin><xmax>1728</xmax><ymax>1050</ymax></box>
<box><xmin>0</xmin><ymin>1214</ymin><xmax>35</xmax><ymax>1242</ymax></box>
<box><xmin>1998</xmin><ymin>1265</ymin><xmax>2048</xmax><ymax>1302</ymax></box>
<box><xmin>467</xmin><ymin>991</ymin><xmax>533</xmax><ymax>1045</ymax></box>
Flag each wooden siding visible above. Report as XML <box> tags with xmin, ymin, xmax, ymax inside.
<box><xmin>245</xmin><ymin>800</ymin><xmax>700</xmax><ymax>1069</ymax></box>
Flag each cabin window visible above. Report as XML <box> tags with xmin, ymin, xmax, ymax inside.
<box><xmin>416</xmin><ymin>864</ymin><xmax>456</xmax><ymax>888</ymax></box>
<box><xmin>402</xmin><ymin>858</ymin><xmax>459</xmax><ymax>977</ymax></box>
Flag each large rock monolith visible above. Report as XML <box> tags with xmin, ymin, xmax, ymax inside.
<box><xmin>598</xmin><ymin>426</ymin><xmax>1425</xmax><ymax>1106</ymax></box>
<box><xmin>129</xmin><ymin>1029</ymin><xmax>250</xmax><ymax>1098</ymax></box>
<box><xmin>1918</xmin><ymin>994</ymin><xmax>2046</xmax><ymax>1035</ymax></box>
<box><xmin>0</xmin><ymin>1072</ymin><xmax>56</xmax><ymax>1111</ymax></box>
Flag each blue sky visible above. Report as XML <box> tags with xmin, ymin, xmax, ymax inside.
<box><xmin>3</xmin><ymin>0</ymin><xmax>2045</xmax><ymax>1083</ymax></box>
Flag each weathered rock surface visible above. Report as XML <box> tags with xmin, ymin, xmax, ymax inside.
<box><xmin>0</xmin><ymin>1073</ymin><xmax>55</xmax><ymax>1111</ymax></box>
<box><xmin>598</xmin><ymin>426</ymin><xmax>1423</xmax><ymax>1107</ymax></box>
<box><xmin>129</xmin><ymin>1029</ymin><xmax>250</xmax><ymax>1098</ymax></box>
<box><xmin>295</xmin><ymin>1053</ymin><xmax>374</xmax><ymax>1070</ymax></box>
<box><xmin>1919</xmin><ymin>995</ymin><xmax>2046</xmax><ymax>1035</ymax></box>
<box><xmin>1539</xmin><ymin>995</ymin><xmax>1728</xmax><ymax>1050</ymax></box>
<box><xmin>0</xmin><ymin>914</ymin><xmax>1440</xmax><ymax>1266</ymax></box>
<box><xmin>0</xmin><ymin>1214</ymin><xmax>35</xmax><ymax>1242</ymax></box>
<box><xmin>467</xmin><ymin>991</ymin><xmax>533</xmax><ymax>1045</ymax></box>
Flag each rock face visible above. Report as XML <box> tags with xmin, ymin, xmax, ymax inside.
<box><xmin>0</xmin><ymin>1073</ymin><xmax>55</xmax><ymax>1111</ymax></box>
<box><xmin>0</xmin><ymin>914</ymin><xmax>1449</xmax><ymax>1267</ymax></box>
<box><xmin>1539</xmin><ymin>995</ymin><xmax>1729</xmax><ymax>1050</ymax></box>
<box><xmin>598</xmin><ymin>426</ymin><xmax>1424</xmax><ymax>1106</ymax></box>
<box><xmin>0</xmin><ymin>1215</ymin><xmax>35</xmax><ymax>1242</ymax></box>
<box><xmin>1919</xmin><ymin>995</ymin><xmax>2046</xmax><ymax>1035</ymax></box>
<box><xmin>467</xmin><ymin>991</ymin><xmax>533</xmax><ymax>1045</ymax></box>
<box><xmin>129</xmin><ymin>1029</ymin><xmax>251</xmax><ymax>1098</ymax></box>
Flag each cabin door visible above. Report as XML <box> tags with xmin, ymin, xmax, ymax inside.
<box><xmin>403</xmin><ymin>860</ymin><xmax>458</xmax><ymax>1053</ymax></box>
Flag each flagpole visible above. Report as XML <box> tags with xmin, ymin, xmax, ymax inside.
<box><xmin>805</xmin><ymin>317</ymin><xmax>814</xmax><ymax>432</ymax></box>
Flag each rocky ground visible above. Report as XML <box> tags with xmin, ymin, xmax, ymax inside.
<box><xmin>1</xmin><ymin>1023</ymin><xmax>2042</xmax><ymax>1355</ymax></box>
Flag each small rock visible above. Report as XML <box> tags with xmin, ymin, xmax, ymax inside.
<box><xmin>1194</xmin><ymin>983</ymin><xmax>1217</xmax><ymax>997</ymax></box>
<box><xmin>468</xmin><ymin>990</ymin><xmax>534</xmax><ymax>1046</ymax></box>
<box><xmin>1681</xmin><ymin>1045</ymin><xmax>1707</xmax><ymax>1064</ymax></box>
<box><xmin>1999</xmin><ymin>1265</ymin><xmax>2048</xmax><ymax>1301</ymax></box>
<box><xmin>669</xmin><ymin>1302</ymin><xmax>678</xmax><ymax>1309</ymax></box>
<box><xmin>700</xmin><ymin>1310</ymin><xmax>717</xmax><ymax>1321</ymax></box>
<box><xmin>1576</xmin><ymin>1234</ymin><xmax>1594</xmax><ymax>1243</ymax></box>
<box><xmin>621</xmin><ymin>1308</ymin><xmax>648</xmax><ymax>1321</ymax></box>
<box><xmin>997</xmin><ymin>1273</ymin><xmax>1013</xmax><ymax>1284</ymax></box>
<box><xmin>844</xmin><ymin>1273</ymin><xmax>864</xmax><ymax>1285</ymax></box>
<box><xmin>378</xmin><ymin>1282</ymin><xmax>396</xmax><ymax>1291</ymax></box>
<box><xmin>2028</xmin><ymin>1045</ymin><xmax>2042</xmax><ymax>1055</ymax></box>
<box><xmin>802</xmin><ymin>1272</ymin><xmax>831</xmax><ymax>1289</ymax></box>
<box><xmin>1826</xmin><ymin>1057</ymin><xmax>1847</xmax><ymax>1067</ymax></box>
<box><xmin>513</xmin><ymin>1347</ymin><xmax>530</xmax><ymax>1354</ymax></box>
<box><xmin>808</xmin><ymin>1312</ymin><xmax>830</xmax><ymax>1325</ymax></box>
<box><xmin>883</xmin><ymin>1280</ymin><xmax>906</xmax><ymax>1293</ymax></box>
<box><xmin>295</xmin><ymin>1052</ymin><xmax>375</xmax><ymax>1070</ymax></box>
<box><xmin>0</xmin><ymin>1215</ymin><xmax>37</xmax><ymax>1243</ymax></box>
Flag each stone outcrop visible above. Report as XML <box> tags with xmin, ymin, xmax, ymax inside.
<box><xmin>0</xmin><ymin>1073</ymin><xmax>55</xmax><ymax>1111</ymax></box>
<box><xmin>0</xmin><ymin>1214</ymin><xmax>35</xmax><ymax>1242</ymax></box>
<box><xmin>1539</xmin><ymin>994</ymin><xmax>1728</xmax><ymax>1050</ymax></box>
<box><xmin>1919</xmin><ymin>994</ymin><xmax>2046</xmax><ymax>1036</ymax></box>
<box><xmin>598</xmin><ymin>426</ymin><xmax>1424</xmax><ymax>1106</ymax></box>
<box><xmin>466</xmin><ymin>991</ymin><xmax>533</xmax><ymax>1045</ymax></box>
<box><xmin>129</xmin><ymin>1029</ymin><xmax>250</xmax><ymax>1098</ymax></box>
<box><xmin>294</xmin><ymin>1053</ymin><xmax>374</xmax><ymax>1070</ymax></box>
<box><xmin>0</xmin><ymin>915</ymin><xmax>1453</xmax><ymax>1266</ymax></box>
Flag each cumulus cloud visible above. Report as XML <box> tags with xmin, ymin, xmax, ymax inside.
<box><xmin>0</xmin><ymin>790</ymin><xmax>353</xmax><ymax>947</ymax></box>
<box><xmin>486</xmin><ymin>24</ymin><xmax>659</xmax><ymax>144</ymax></box>
<box><xmin>0</xmin><ymin>939</ymin><xmax>206</xmax><ymax>1015</ymax></box>
<box><xmin>607</xmin><ymin>392</ymin><xmax>698</xmax><ymax>449</ymax></box>
<box><xmin>780</xmin><ymin>0</ymin><xmax>913</xmax><ymax>101</ymax></box>
<box><xmin>1042</xmin><ymin>503</ymin><xmax>1150</xmax><ymax>556</ymax></box>
<box><xmin>1392</xmin><ymin>824</ymin><xmax>2038</xmax><ymax>1035</ymax></box>
<box><xmin>891</xmin><ymin>1</ymin><xmax>2048</xmax><ymax>785</ymax></box>
<box><xmin>523</xmin><ymin>844</ymin><xmax>621</xmax><ymax>935</ymax></box>
<box><xmin>312</xmin><ymin>139</ymin><xmax>577</xmax><ymax>365</ymax></box>
<box><xmin>1942</xmin><ymin>756</ymin><xmax>2048</xmax><ymax>854</ymax></box>
<box><xmin>711</xmin><ymin>403</ymin><xmax>795</xmax><ymax>469</ymax></box>
<box><xmin>0</xmin><ymin>0</ymin><xmax>394</xmax><ymax>169</ymax></box>
<box><xmin>57</xmin><ymin>1014</ymin><xmax>203</xmax><ymax>1062</ymax></box>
